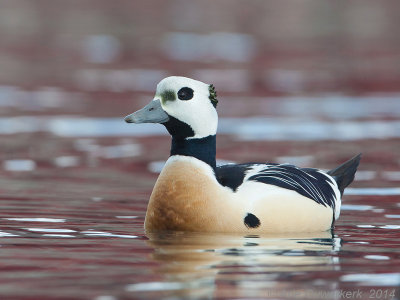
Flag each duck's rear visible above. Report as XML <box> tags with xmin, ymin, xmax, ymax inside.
<box><xmin>328</xmin><ymin>154</ymin><xmax>362</xmax><ymax>195</ymax></box>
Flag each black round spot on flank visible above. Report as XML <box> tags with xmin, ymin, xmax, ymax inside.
<box><xmin>244</xmin><ymin>213</ymin><xmax>261</xmax><ymax>229</ymax></box>
<box><xmin>177</xmin><ymin>87</ymin><xmax>194</xmax><ymax>100</ymax></box>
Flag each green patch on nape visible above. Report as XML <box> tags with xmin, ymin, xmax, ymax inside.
<box><xmin>161</xmin><ymin>89</ymin><xmax>176</xmax><ymax>103</ymax></box>
<box><xmin>208</xmin><ymin>84</ymin><xmax>218</xmax><ymax>108</ymax></box>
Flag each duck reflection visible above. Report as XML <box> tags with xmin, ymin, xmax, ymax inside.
<box><xmin>135</xmin><ymin>231</ymin><xmax>341</xmax><ymax>299</ymax></box>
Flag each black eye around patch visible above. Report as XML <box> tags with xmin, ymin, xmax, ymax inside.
<box><xmin>177</xmin><ymin>87</ymin><xmax>194</xmax><ymax>101</ymax></box>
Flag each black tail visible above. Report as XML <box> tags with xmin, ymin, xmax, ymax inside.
<box><xmin>327</xmin><ymin>154</ymin><xmax>362</xmax><ymax>196</ymax></box>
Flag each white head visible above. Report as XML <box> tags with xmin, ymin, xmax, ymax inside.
<box><xmin>125</xmin><ymin>76</ymin><xmax>218</xmax><ymax>139</ymax></box>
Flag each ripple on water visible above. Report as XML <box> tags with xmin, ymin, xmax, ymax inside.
<box><xmin>0</xmin><ymin>231</ymin><xmax>19</xmax><ymax>237</ymax></box>
<box><xmin>364</xmin><ymin>255</ymin><xmax>390</xmax><ymax>260</ymax></box>
<box><xmin>42</xmin><ymin>234</ymin><xmax>75</xmax><ymax>238</ymax></box>
<box><xmin>356</xmin><ymin>225</ymin><xmax>376</xmax><ymax>228</ymax></box>
<box><xmin>125</xmin><ymin>281</ymin><xmax>203</xmax><ymax>292</ymax></box>
<box><xmin>340</xmin><ymin>273</ymin><xmax>400</xmax><ymax>286</ymax></box>
<box><xmin>341</xmin><ymin>205</ymin><xmax>374</xmax><ymax>211</ymax></box>
<box><xmin>81</xmin><ymin>230</ymin><xmax>138</xmax><ymax>238</ymax></box>
<box><xmin>344</xmin><ymin>187</ymin><xmax>400</xmax><ymax>196</ymax></box>
<box><xmin>53</xmin><ymin>156</ymin><xmax>80</xmax><ymax>168</ymax></box>
<box><xmin>3</xmin><ymin>159</ymin><xmax>36</xmax><ymax>171</ymax></box>
<box><xmin>379</xmin><ymin>225</ymin><xmax>400</xmax><ymax>230</ymax></box>
<box><xmin>385</xmin><ymin>214</ymin><xmax>400</xmax><ymax>219</ymax></box>
<box><xmin>24</xmin><ymin>228</ymin><xmax>76</xmax><ymax>233</ymax></box>
<box><xmin>5</xmin><ymin>218</ymin><xmax>66</xmax><ymax>223</ymax></box>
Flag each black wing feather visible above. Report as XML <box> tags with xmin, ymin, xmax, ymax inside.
<box><xmin>248</xmin><ymin>164</ymin><xmax>337</xmax><ymax>209</ymax></box>
<box><xmin>216</xmin><ymin>163</ymin><xmax>337</xmax><ymax>209</ymax></box>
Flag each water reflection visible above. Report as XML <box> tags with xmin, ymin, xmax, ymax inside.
<box><xmin>132</xmin><ymin>231</ymin><xmax>340</xmax><ymax>299</ymax></box>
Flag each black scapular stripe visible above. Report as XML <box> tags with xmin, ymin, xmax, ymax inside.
<box><xmin>248</xmin><ymin>164</ymin><xmax>337</xmax><ymax>209</ymax></box>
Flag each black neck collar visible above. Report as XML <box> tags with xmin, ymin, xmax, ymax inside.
<box><xmin>170</xmin><ymin>135</ymin><xmax>216</xmax><ymax>170</ymax></box>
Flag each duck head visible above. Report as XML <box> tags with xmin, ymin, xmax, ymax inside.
<box><xmin>124</xmin><ymin>76</ymin><xmax>218</xmax><ymax>139</ymax></box>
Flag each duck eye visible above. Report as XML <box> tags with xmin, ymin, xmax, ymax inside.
<box><xmin>177</xmin><ymin>87</ymin><xmax>194</xmax><ymax>101</ymax></box>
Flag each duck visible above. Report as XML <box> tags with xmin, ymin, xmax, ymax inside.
<box><xmin>124</xmin><ymin>76</ymin><xmax>361</xmax><ymax>233</ymax></box>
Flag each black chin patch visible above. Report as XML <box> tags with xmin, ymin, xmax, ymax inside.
<box><xmin>162</xmin><ymin>115</ymin><xmax>194</xmax><ymax>139</ymax></box>
<box><xmin>244</xmin><ymin>213</ymin><xmax>261</xmax><ymax>229</ymax></box>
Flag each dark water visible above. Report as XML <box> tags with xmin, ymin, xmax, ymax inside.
<box><xmin>1</xmin><ymin>1</ymin><xmax>400</xmax><ymax>299</ymax></box>
<box><xmin>0</xmin><ymin>130</ymin><xmax>399</xmax><ymax>300</ymax></box>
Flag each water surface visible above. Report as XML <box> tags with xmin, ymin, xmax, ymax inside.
<box><xmin>1</xmin><ymin>1</ymin><xmax>400</xmax><ymax>299</ymax></box>
<box><xmin>0</xmin><ymin>131</ymin><xmax>399</xmax><ymax>300</ymax></box>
